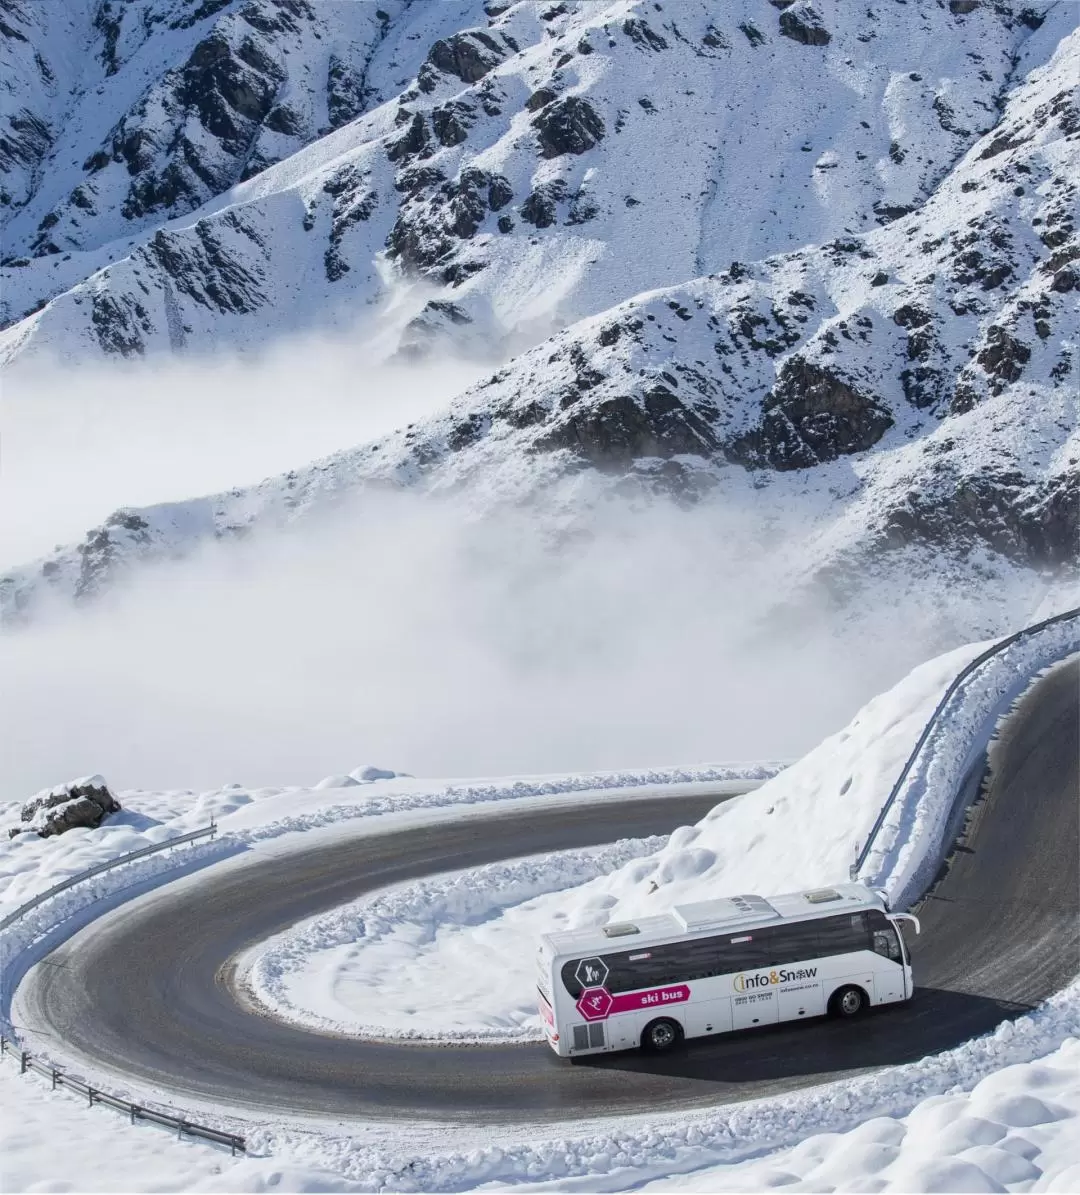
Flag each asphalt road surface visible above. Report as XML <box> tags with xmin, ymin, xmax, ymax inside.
<box><xmin>18</xmin><ymin>659</ymin><xmax>1078</xmax><ymax>1122</ymax></box>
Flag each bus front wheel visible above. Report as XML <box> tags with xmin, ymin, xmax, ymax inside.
<box><xmin>829</xmin><ymin>985</ymin><xmax>867</xmax><ymax>1019</ymax></box>
<box><xmin>641</xmin><ymin>1017</ymin><xmax>682</xmax><ymax>1052</ymax></box>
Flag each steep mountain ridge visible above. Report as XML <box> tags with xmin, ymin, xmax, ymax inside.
<box><xmin>4</xmin><ymin>23</ymin><xmax>1076</xmax><ymax>623</ymax></box>
<box><xmin>1</xmin><ymin>0</ymin><xmax>1062</xmax><ymax>361</ymax></box>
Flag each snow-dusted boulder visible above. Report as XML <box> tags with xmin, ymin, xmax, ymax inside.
<box><xmin>12</xmin><ymin>775</ymin><xmax>121</xmax><ymax>839</ymax></box>
<box><xmin>349</xmin><ymin>765</ymin><xmax>400</xmax><ymax>783</ymax></box>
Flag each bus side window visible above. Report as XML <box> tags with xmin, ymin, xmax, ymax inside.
<box><xmin>814</xmin><ymin>912</ymin><xmax>870</xmax><ymax>956</ymax></box>
<box><xmin>760</xmin><ymin>923</ymin><xmax>819</xmax><ymax>967</ymax></box>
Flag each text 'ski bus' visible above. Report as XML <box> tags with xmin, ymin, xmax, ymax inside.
<box><xmin>536</xmin><ymin>882</ymin><xmax>919</xmax><ymax>1056</ymax></box>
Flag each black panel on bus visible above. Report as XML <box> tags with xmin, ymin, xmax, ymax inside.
<box><xmin>560</xmin><ymin>912</ymin><xmax>881</xmax><ymax>997</ymax></box>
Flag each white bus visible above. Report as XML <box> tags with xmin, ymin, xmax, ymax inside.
<box><xmin>536</xmin><ymin>883</ymin><xmax>919</xmax><ymax>1056</ymax></box>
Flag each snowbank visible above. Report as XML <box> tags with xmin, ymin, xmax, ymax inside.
<box><xmin>859</xmin><ymin>611</ymin><xmax>1080</xmax><ymax>908</ymax></box>
<box><xmin>243</xmin><ymin>836</ymin><xmax>667</xmax><ymax>1043</ymax></box>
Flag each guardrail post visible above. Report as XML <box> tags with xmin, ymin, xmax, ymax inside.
<box><xmin>20</xmin><ymin>1051</ymin><xmax>28</xmax><ymax>1074</ymax></box>
<box><xmin>51</xmin><ymin>1068</ymin><xmax>58</xmax><ymax>1090</ymax></box>
<box><xmin>130</xmin><ymin>1104</ymin><xmax>138</xmax><ymax>1125</ymax></box>
<box><xmin>1</xmin><ymin>1036</ymin><xmax>7</xmax><ymax>1057</ymax></box>
<box><xmin>88</xmin><ymin>1087</ymin><xmax>96</xmax><ymax>1107</ymax></box>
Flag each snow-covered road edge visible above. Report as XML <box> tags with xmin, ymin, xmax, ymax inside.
<box><xmin>859</xmin><ymin>609</ymin><xmax>1080</xmax><ymax>909</ymax></box>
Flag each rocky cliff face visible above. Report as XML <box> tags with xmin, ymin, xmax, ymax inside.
<box><xmin>1</xmin><ymin>0</ymin><xmax>1060</xmax><ymax>360</ymax></box>
<box><xmin>3</xmin><ymin>20</ymin><xmax>1075</xmax><ymax>623</ymax></box>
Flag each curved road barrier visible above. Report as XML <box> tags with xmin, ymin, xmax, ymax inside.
<box><xmin>0</xmin><ymin>822</ymin><xmax>218</xmax><ymax>935</ymax></box>
<box><xmin>850</xmin><ymin>606</ymin><xmax>1079</xmax><ymax>908</ymax></box>
<box><xmin>0</xmin><ymin>1036</ymin><xmax>244</xmax><ymax>1154</ymax></box>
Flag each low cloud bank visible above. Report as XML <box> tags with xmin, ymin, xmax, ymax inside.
<box><xmin>0</xmin><ymin>479</ymin><xmax>1046</xmax><ymax>796</ymax></box>
<box><xmin>0</xmin><ymin>338</ymin><xmax>486</xmax><ymax>569</ymax></box>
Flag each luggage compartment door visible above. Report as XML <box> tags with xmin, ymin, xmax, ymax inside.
<box><xmin>731</xmin><ymin>987</ymin><xmax>779</xmax><ymax>1030</ymax></box>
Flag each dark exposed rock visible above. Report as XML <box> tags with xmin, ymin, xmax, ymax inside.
<box><xmin>322</xmin><ymin>167</ymin><xmax>377</xmax><ymax>280</ymax></box>
<box><xmin>0</xmin><ymin>108</ymin><xmax>52</xmax><ymax>181</ymax></box>
<box><xmin>447</xmin><ymin>169</ymin><xmax>489</xmax><ymax>239</ymax></box>
<box><xmin>265</xmin><ymin>105</ymin><xmax>301</xmax><ymax>135</ymax></box>
<box><xmin>532</xmin><ymin>96</ymin><xmax>605</xmax><ymax>158</ymax></box>
<box><xmin>177</xmin><ymin>32</ymin><xmax>283</xmax><ymax>131</ymax></box>
<box><xmin>881</xmin><ymin>470</ymin><xmax>1078</xmax><ymax>569</ymax></box>
<box><xmin>778</xmin><ymin>4</ymin><xmax>832</xmax><ymax>46</ymax></box>
<box><xmin>327</xmin><ymin>53</ymin><xmax>375</xmax><ymax>129</ymax></box>
<box><xmin>892</xmin><ymin>303</ymin><xmax>932</xmax><ymax>329</ymax></box>
<box><xmin>900</xmin><ymin>365</ymin><xmax>947</xmax><ymax>410</ymax></box>
<box><xmin>622</xmin><ymin>18</ymin><xmax>668</xmax><ymax>51</ymax></box>
<box><xmin>535</xmin><ymin>387</ymin><xmax>721</xmax><ymax>468</ymax></box>
<box><xmin>386</xmin><ymin>167</ymin><xmax>511</xmax><ymax>273</ymax></box>
<box><xmin>15</xmin><ymin>776</ymin><xmax>122</xmax><ymax>839</ymax></box>
<box><xmin>393</xmin><ymin>164</ymin><xmax>445</xmax><ymax>197</ymax></box>
<box><xmin>386</xmin><ymin>111</ymin><xmax>430</xmax><ymax>162</ymax></box>
<box><xmin>567</xmin><ymin>189</ymin><xmax>599</xmax><ymax>225</ymax></box>
<box><xmin>520</xmin><ymin>181</ymin><xmax>567</xmax><ymax>228</ymax></box>
<box><xmin>431</xmin><ymin>100</ymin><xmax>475</xmax><ymax>146</ymax></box>
<box><xmin>90</xmin><ymin>291</ymin><xmax>152</xmax><ymax>356</ymax></box>
<box><xmin>525</xmin><ymin>87</ymin><xmax>558</xmax><ymax>113</ymax></box>
<box><xmin>144</xmin><ymin>218</ymin><xmax>268</xmax><ymax>315</ymax></box>
<box><xmin>739</xmin><ymin>23</ymin><xmax>766</xmax><ymax>47</ymax></box>
<box><xmin>949</xmin><ymin>0</ymin><xmax>980</xmax><ymax>13</ymax></box>
<box><xmin>487</xmin><ymin>174</ymin><xmax>513</xmax><ymax>211</ymax></box>
<box><xmin>1051</xmin><ymin>266</ymin><xmax>1077</xmax><ymax>292</ymax></box>
<box><xmin>399</xmin><ymin>300</ymin><xmax>475</xmax><ymax>359</ymax></box>
<box><xmin>733</xmin><ymin>358</ymin><xmax>893</xmax><ymax>470</ymax></box>
<box><xmin>427</xmin><ymin>28</ymin><xmax>508</xmax><ymax>84</ymax></box>
<box><xmin>976</xmin><ymin>325</ymin><xmax>1031</xmax><ymax>393</ymax></box>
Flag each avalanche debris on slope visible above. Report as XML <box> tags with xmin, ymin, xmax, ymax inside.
<box><xmin>0</xmin><ymin>0</ymin><xmax>1062</xmax><ymax>360</ymax></box>
<box><xmin>3</xmin><ymin>24</ymin><xmax>1076</xmax><ymax>622</ymax></box>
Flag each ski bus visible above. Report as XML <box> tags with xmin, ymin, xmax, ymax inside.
<box><xmin>536</xmin><ymin>882</ymin><xmax>919</xmax><ymax>1056</ymax></box>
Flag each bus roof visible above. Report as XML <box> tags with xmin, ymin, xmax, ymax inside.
<box><xmin>540</xmin><ymin>882</ymin><xmax>887</xmax><ymax>957</ymax></box>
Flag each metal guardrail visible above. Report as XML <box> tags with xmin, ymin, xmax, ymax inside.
<box><xmin>0</xmin><ymin>819</ymin><xmax>244</xmax><ymax>1154</ymax></box>
<box><xmin>0</xmin><ymin>1036</ymin><xmax>244</xmax><ymax>1154</ymax></box>
<box><xmin>0</xmin><ymin>822</ymin><xmax>218</xmax><ymax>933</ymax></box>
<box><xmin>851</xmin><ymin>605</ymin><xmax>1080</xmax><ymax>882</ymax></box>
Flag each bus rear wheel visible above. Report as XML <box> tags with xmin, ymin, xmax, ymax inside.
<box><xmin>641</xmin><ymin>1017</ymin><xmax>682</xmax><ymax>1052</ymax></box>
<box><xmin>829</xmin><ymin>985</ymin><xmax>867</xmax><ymax>1019</ymax></box>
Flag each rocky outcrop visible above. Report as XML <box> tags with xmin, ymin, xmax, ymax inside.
<box><xmin>778</xmin><ymin>3</ymin><xmax>832</xmax><ymax>46</ymax></box>
<box><xmin>3</xmin><ymin>0</ymin><xmax>397</xmax><ymax>268</ymax></box>
<box><xmin>733</xmin><ymin>358</ymin><xmax>893</xmax><ymax>469</ymax></box>
<box><xmin>423</xmin><ymin>28</ymin><xmax>509</xmax><ymax>85</ymax></box>
<box><xmin>12</xmin><ymin>776</ymin><xmax>121</xmax><ymax>839</ymax></box>
<box><xmin>535</xmin><ymin>386</ymin><xmax>721</xmax><ymax>469</ymax></box>
<box><xmin>532</xmin><ymin>96</ymin><xmax>605</xmax><ymax>158</ymax></box>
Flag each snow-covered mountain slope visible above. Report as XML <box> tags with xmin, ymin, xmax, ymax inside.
<box><xmin>4</xmin><ymin>24</ymin><xmax>1075</xmax><ymax>622</ymax></box>
<box><xmin>0</xmin><ymin>0</ymin><xmax>1065</xmax><ymax>361</ymax></box>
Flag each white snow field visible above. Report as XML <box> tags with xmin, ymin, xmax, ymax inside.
<box><xmin>2</xmin><ymin>622</ymin><xmax>1078</xmax><ymax>1191</ymax></box>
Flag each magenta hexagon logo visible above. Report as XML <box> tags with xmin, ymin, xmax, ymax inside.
<box><xmin>576</xmin><ymin>986</ymin><xmax>613</xmax><ymax>1021</ymax></box>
